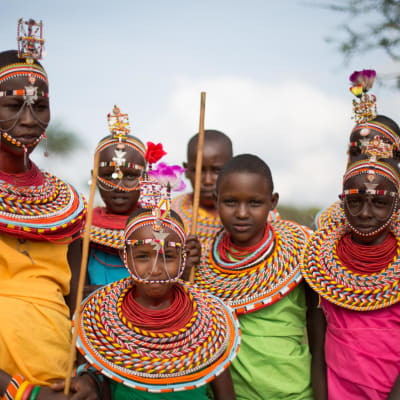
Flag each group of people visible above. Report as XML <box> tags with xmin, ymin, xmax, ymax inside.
<box><xmin>1</xmin><ymin>18</ymin><xmax>400</xmax><ymax>400</ymax></box>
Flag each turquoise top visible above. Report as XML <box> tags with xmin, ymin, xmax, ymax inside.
<box><xmin>87</xmin><ymin>246</ymin><xmax>129</xmax><ymax>285</ymax></box>
<box><xmin>231</xmin><ymin>284</ymin><xmax>312</xmax><ymax>400</ymax></box>
<box><xmin>109</xmin><ymin>378</ymin><xmax>209</xmax><ymax>399</ymax></box>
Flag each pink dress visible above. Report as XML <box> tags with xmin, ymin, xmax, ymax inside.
<box><xmin>321</xmin><ymin>298</ymin><xmax>400</xmax><ymax>399</ymax></box>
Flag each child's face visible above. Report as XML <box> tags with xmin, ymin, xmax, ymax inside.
<box><xmin>184</xmin><ymin>140</ymin><xmax>231</xmax><ymax>208</ymax></box>
<box><xmin>0</xmin><ymin>75</ymin><xmax>50</xmax><ymax>155</ymax></box>
<box><xmin>217</xmin><ymin>171</ymin><xmax>278</xmax><ymax>247</ymax></box>
<box><xmin>98</xmin><ymin>146</ymin><xmax>144</xmax><ymax>214</ymax></box>
<box><xmin>125</xmin><ymin>224</ymin><xmax>182</xmax><ymax>300</ymax></box>
<box><xmin>343</xmin><ymin>174</ymin><xmax>397</xmax><ymax>244</ymax></box>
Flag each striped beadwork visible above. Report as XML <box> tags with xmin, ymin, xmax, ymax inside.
<box><xmin>195</xmin><ymin>219</ymin><xmax>311</xmax><ymax>315</ymax></box>
<box><xmin>301</xmin><ymin>220</ymin><xmax>400</xmax><ymax>311</ymax></box>
<box><xmin>76</xmin><ymin>279</ymin><xmax>240</xmax><ymax>392</ymax></box>
<box><xmin>314</xmin><ymin>201</ymin><xmax>344</xmax><ymax>231</ymax></box>
<box><xmin>0</xmin><ymin>172</ymin><xmax>86</xmax><ymax>239</ymax></box>
<box><xmin>90</xmin><ymin>225</ymin><xmax>123</xmax><ymax>250</ymax></box>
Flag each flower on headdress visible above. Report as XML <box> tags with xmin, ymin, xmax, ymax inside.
<box><xmin>145</xmin><ymin>142</ymin><xmax>167</xmax><ymax>164</ymax></box>
<box><xmin>349</xmin><ymin>69</ymin><xmax>376</xmax><ymax>92</ymax></box>
<box><xmin>149</xmin><ymin>162</ymin><xmax>186</xmax><ymax>191</ymax></box>
<box><xmin>350</xmin><ymin>84</ymin><xmax>363</xmax><ymax>98</ymax></box>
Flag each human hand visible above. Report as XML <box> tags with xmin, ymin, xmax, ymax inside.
<box><xmin>183</xmin><ymin>234</ymin><xmax>201</xmax><ymax>279</ymax></box>
<box><xmin>50</xmin><ymin>375</ymin><xmax>100</xmax><ymax>400</ymax></box>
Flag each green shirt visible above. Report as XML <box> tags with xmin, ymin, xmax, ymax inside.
<box><xmin>231</xmin><ymin>284</ymin><xmax>312</xmax><ymax>400</ymax></box>
<box><xmin>110</xmin><ymin>380</ymin><xmax>209</xmax><ymax>399</ymax></box>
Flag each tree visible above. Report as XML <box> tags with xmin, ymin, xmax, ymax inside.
<box><xmin>37</xmin><ymin>120</ymin><xmax>83</xmax><ymax>155</ymax></box>
<box><xmin>324</xmin><ymin>0</ymin><xmax>400</xmax><ymax>84</ymax></box>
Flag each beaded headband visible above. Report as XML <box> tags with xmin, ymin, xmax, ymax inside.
<box><xmin>343</xmin><ymin>159</ymin><xmax>400</xmax><ymax>192</ymax></box>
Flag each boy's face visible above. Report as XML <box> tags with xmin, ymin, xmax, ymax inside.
<box><xmin>0</xmin><ymin>75</ymin><xmax>50</xmax><ymax>155</ymax></box>
<box><xmin>217</xmin><ymin>171</ymin><xmax>278</xmax><ymax>247</ymax></box>
<box><xmin>184</xmin><ymin>140</ymin><xmax>231</xmax><ymax>208</ymax></box>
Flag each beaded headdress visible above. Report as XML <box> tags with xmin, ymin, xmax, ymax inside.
<box><xmin>123</xmin><ymin>144</ymin><xmax>188</xmax><ymax>283</ymax></box>
<box><xmin>95</xmin><ymin>105</ymin><xmax>146</xmax><ymax>191</ymax></box>
<box><xmin>0</xmin><ymin>18</ymin><xmax>49</xmax><ymax>167</ymax></box>
<box><xmin>348</xmin><ymin>69</ymin><xmax>400</xmax><ymax>159</ymax></box>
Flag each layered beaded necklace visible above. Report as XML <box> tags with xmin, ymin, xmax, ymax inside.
<box><xmin>76</xmin><ymin>279</ymin><xmax>240</xmax><ymax>392</ymax></box>
<box><xmin>0</xmin><ymin>164</ymin><xmax>86</xmax><ymax>240</ymax></box>
<box><xmin>301</xmin><ymin>220</ymin><xmax>400</xmax><ymax>311</ymax></box>
<box><xmin>195</xmin><ymin>219</ymin><xmax>311</xmax><ymax>315</ymax></box>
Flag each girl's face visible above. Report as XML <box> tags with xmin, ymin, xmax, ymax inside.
<box><xmin>0</xmin><ymin>75</ymin><xmax>50</xmax><ymax>155</ymax></box>
<box><xmin>342</xmin><ymin>174</ymin><xmax>398</xmax><ymax>245</ymax></box>
<box><xmin>97</xmin><ymin>145</ymin><xmax>145</xmax><ymax>214</ymax></box>
<box><xmin>125</xmin><ymin>224</ymin><xmax>183</xmax><ymax>301</ymax></box>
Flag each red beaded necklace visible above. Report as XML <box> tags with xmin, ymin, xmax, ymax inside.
<box><xmin>218</xmin><ymin>223</ymin><xmax>273</xmax><ymax>263</ymax></box>
<box><xmin>121</xmin><ymin>284</ymin><xmax>194</xmax><ymax>333</ymax></box>
<box><xmin>0</xmin><ymin>161</ymin><xmax>44</xmax><ymax>186</ymax></box>
<box><xmin>337</xmin><ymin>232</ymin><xmax>398</xmax><ymax>274</ymax></box>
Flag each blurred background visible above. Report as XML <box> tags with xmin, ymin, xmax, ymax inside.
<box><xmin>3</xmin><ymin>0</ymin><xmax>400</xmax><ymax>226</ymax></box>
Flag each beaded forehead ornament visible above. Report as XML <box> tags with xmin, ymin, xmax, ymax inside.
<box><xmin>0</xmin><ymin>18</ymin><xmax>49</xmax><ymax>167</ymax></box>
<box><xmin>95</xmin><ymin>105</ymin><xmax>146</xmax><ymax>192</ymax></box>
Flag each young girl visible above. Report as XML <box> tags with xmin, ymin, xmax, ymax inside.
<box><xmin>316</xmin><ymin>69</ymin><xmax>400</xmax><ymax>230</ymax></box>
<box><xmin>302</xmin><ymin>158</ymin><xmax>400</xmax><ymax>399</ymax></box>
<box><xmin>61</xmin><ymin>172</ymin><xmax>241</xmax><ymax>399</ymax></box>
<box><xmin>87</xmin><ymin>105</ymin><xmax>146</xmax><ymax>288</ymax></box>
<box><xmin>193</xmin><ymin>154</ymin><xmax>313</xmax><ymax>400</ymax></box>
<box><xmin>0</xmin><ymin>19</ymin><xmax>86</xmax><ymax>399</ymax></box>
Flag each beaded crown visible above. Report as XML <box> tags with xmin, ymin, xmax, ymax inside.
<box><xmin>17</xmin><ymin>18</ymin><xmax>45</xmax><ymax>63</ymax></box>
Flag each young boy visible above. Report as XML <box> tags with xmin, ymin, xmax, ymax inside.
<box><xmin>172</xmin><ymin>130</ymin><xmax>233</xmax><ymax>249</ymax></box>
<box><xmin>194</xmin><ymin>154</ymin><xmax>313</xmax><ymax>400</ymax></box>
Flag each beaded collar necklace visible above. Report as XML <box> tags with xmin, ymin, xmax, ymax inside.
<box><xmin>301</xmin><ymin>219</ymin><xmax>400</xmax><ymax>311</ymax></box>
<box><xmin>0</xmin><ymin>169</ymin><xmax>86</xmax><ymax>240</ymax></box>
<box><xmin>195</xmin><ymin>219</ymin><xmax>311</xmax><ymax>314</ymax></box>
<box><xmin>76</xmin><ymin>279</ymin><xmax>240</xmax><ymax>393</ymax></box>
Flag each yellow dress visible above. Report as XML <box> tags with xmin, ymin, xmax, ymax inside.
<box><xmin>0</xmin><ymin>233</ymin><xmax>72</xmax><ymax>385</ymax></box>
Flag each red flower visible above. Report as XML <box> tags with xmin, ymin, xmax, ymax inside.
<box><xmin>145</xmin><ymin>142</ymin><xmax>167</xmax><ymax>164</ymax></box>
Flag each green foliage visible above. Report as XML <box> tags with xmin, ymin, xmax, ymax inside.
<box><xmin>277</xmin><ymin>204</ymin><xmax>321</xmax><ymax>229</ymax></box>
<box><xmin>37</xmin><ymin>120</ymin><xmax>82</xmax><ymax>155</ymax></box>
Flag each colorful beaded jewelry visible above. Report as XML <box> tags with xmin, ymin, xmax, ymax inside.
<box><xmin>27</xmin><ymin>386</ymin><xmax>40</xmax><ymax>400</ymax></box>
<box><xmin>351</xmin><ymin>121</ymin><xmax>400</xmax><ymax>149</ymax></box>
<box><xmin>99</xmin><ymin>161</ymin><xmax>143</xmax><ymax>170</ymax></box>
<box><xmin>2</xmin><ymin>374</ymin><xmax>25</xmax><ymax>400</ymax></box>
<box><xmin>76</xmin><ymin>279</ymin><xmax>240</xmax><ymax>392</ymax></box>
<box><xmin>301</xmin><ymin>219</ymin><xmax>400</xmax><ymax>311</ymax></box>
<box><xmin>17</xmin><ymin>18</ymin><xmax>44</xmax><ymax>63</ymax></box>
<box><xmin>339</xmin><ymin>188</ymin><xmax>399</xmax><ymax>198</ymax></box>
<box><xmin>0</xmin><ymin>171</ymin><xmax>86</xmax><ymax>240</ymax></box>
<box><xmin>195</xmin><ymin>219</ymin><xmax>311</xmax><ymax>315</ymax></box>
<box><xmin>90</xmin><ymin>225</ymin><xmax>124</xmax><ymax>250</ymax></box>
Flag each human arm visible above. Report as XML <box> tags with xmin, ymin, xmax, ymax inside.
<box><xmin>210</xmin><ymin>368</ymin><xmax>236</xmax><ymax>400</ymax></box>
<box><xmin>50</xmin><ymin>374</ymin><xmax>103</xmax><ymax>399</ymax></box>
<box><xmin>307</xmin><ymin>286</ymin><xmax>328</xmax><ymax>400</ymax></box>
<box><xmin>65</xmin><ymin>236</ymin><xmax>82</xmax><ymax>318</ymax></box>
<box><xmin>387</xmin><ymin>373</ymin><xmax>400</xmax><ymax>399</ymax></box>
<box><xmin>182</xmin><ymin>234</ymin><xmax>201</xmax><ymax>281</ymax></box>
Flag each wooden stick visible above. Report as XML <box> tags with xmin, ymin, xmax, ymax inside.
<box><xmin>189</xmin><ymin>92</ymin><xmax>206</xmax><ymax>283</ymax></box>
<box><xmin>64</xmin><ymin>151</ymin><xmax>100</xmax><ymax>394</ymax></box>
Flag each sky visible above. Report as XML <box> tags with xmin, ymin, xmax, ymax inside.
<box><xmin>3</xmin><ymin>0</ymin><xmax>400</xmax><ymax>208</ymax></box>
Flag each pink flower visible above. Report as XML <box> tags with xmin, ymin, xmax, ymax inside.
<box><xmin>149</xmin><ymin>162</ymin><xmax>186</xmax><ymax>191</ymax></box>
<box><xmin>349</xmin><ymin>69</ymin><xmax>376</xmax><ymax>91</ymax></box>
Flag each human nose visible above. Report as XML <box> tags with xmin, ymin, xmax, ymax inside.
<box><xmin>236</xmin><ymin>203</ymin><xmax>248</xmax><ymax>219</ymax></box>
<box><xmin>150</xmin><ymin>254</ymin><xmax>165</xmax><ymax>276</ymax></box>
<box><xmin>202</xmin><ymin>170</ymin><xmax>213</xmax><ymax>186</ymax></box>
<box><xmin>358</xmin><ymin>198</ymin><xmax>373</xmax><ymax>218</ymax></box>
<box><xmin>19</xmin><ymin>104</ymin><xmax>37</xmax><ymax>126</ymax></box>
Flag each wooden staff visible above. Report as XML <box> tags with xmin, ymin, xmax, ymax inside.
<box><xmin>64</xmin><ymin>151</ymin><xmax>100</xmax><ymax>394</ymax></box>
<box><xmin>189</xmin><ymin>91</ymin><xmax>206</xmax><ymax>283</ymax></box>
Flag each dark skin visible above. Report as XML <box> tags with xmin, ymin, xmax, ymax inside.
<box><xmin>0</xmin><ymin>74</ymin><xmax>82</xmax><ymax>399</ymax></box>
<box><xmin>311</xmin><ymin>174</ymin><xmax>400</xmax><ymax>399</ymax></box>
<box><xmin>56</xmin><ymin>224</ymin><xmax>233</xmax><ymax>399</ymax></box>
<box><xmin>217</xmin><ymin>172</ymin><xmax>278</xmax><ymax>247</ymax></box>
<box><xmin>184</xmin><ymin>139</ymin><xmax>232</xmax><ymax>215</ymax></box>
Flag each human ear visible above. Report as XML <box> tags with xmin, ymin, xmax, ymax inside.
<box><xmin>183</xmin><ymin>162</ymin><xmax>189</xmax><ymax>179</ymax></box>
<box><xmin>271</xmin><ymin>192</ymin><xmax>279</xmax><ymax>210</ymax></box>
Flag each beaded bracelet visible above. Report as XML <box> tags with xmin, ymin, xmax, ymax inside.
<box><xmin>2</xmin><ymin>374</ymin><xmax>25</xmax><ymax>400</ymax></box>
<box><xmin>28</xmin><ymin>386</ymin><xmax>40</xmax><ymax>400</ymax></box>
<box><xmin>20</xmin><ymin>384</ymin><xmax>34</xmax><ymax>400</ymax></box>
